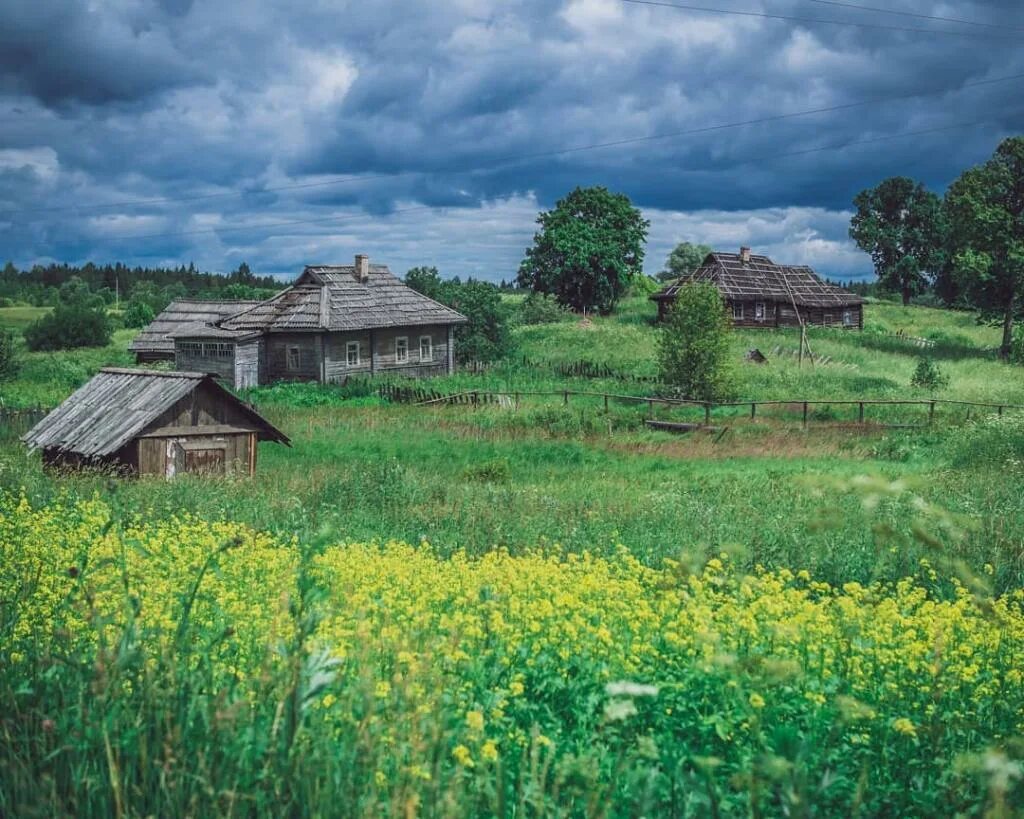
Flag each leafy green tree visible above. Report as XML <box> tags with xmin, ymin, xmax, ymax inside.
<box><xmin>657</xmin><ymin>241</ymin><xmax>712</xmax><ymax>282</ymax></box>
<box><xmin>944</xmin><ymin>137</ymin><xmax>1024</xmax><ymax>359</ymax></box>
<box><xmin>910</xmin><ymin>356</ymin><xmax>949</xmax><ymax>391</ymax></box>
<box><xmin>517</xmin><ymin>292</ymin><xmax>571</xmax><ymax>325</ymax></box>
<box><xmin>58</xmin><ymin>276</ymin><xmax>105</xmax><ymax>310</ymax></box>
<box><xmin>404</xmin><ymin>267</ymin><xmax>444</xmax><ymax>301</ymax></box>
<box><xmin>517</xmin><ymin>186</ymin><xmax>649</xmax><ymax>314</ymax></box>
<box><xmin>849</xmin><ymin>177</ymin><xmax>945</xmax><ymax>305</ymax></box>
<box><xmin>658</xmin><ymin>282</ymin><xmax>736</xmax><ymax>401</ymax></box>
<box><xmin>122</xmin><ymin>299</ymin><xmax>156</xmax><ymax>329</ymax></box>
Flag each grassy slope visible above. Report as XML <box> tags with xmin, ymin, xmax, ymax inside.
<box><xmin>0</xmin><ymin>297</ymin><xmax>1022</xmax><ymax>590</ymax></box>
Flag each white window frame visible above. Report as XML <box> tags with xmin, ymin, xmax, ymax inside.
<box><xmin>346</xmin><ymin>340</ymin><xmax>360</xmax><ymax>367</ymax></box>
<box><xmin>419</xmin><ymin>334</ymin><xmax>433</xmax><ymax>361</ymax></box>
<box><xmin>395</xmin><ymin>336</ymin><xmax>409</xmax><ymax>364</ymax></box>
<box><xmin>842</xmin><ymin>309</ymin><xmax>854</xmax><ymax>326</ymax></box>
<box><xmin>755</xmin><ymin>302</ymin><xmax>766</xmax><ymax>322</ymax></box>
<box><xmin>732</xmin><ymin>303</ymin><xmax>744</xmax><ymax>321</ymax></box>
<box><xmin>286</xmin><ymin>345</ymin><xmax>301</xmax><ymax>371</ymax></box>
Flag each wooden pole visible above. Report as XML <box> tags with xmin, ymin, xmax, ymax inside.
<box><xmin>563</xmin><ymin>390</ymin><xmax>569</xmax><ymax>406</ymax></box>
<box><xmin>705</xmin><ymin>403</ymin><xmax>712</xmax><ymax>426</ymax></box>
<box><xmin>604</xmin><ymin>394</ymin><xmax>609</xmax><ymax>413</ymax></box>
<box><xmin>648</xmin><ymin>399</ymin><xmax>654</xmax><ymax>419</ymax></box>
<box><xmin>929</xmin><ymin>401</ymin><xmax>935</xmax><ymax>424</ymax></box>
<box><xmin>750</xmin><ymin>402</ymin><xmax>756</xmax><ymax>420</ymax></box>
<box><xmin>802</xmin><ymin>401</ymin><xmax>809</xmax><ymax>428</ymax></box>
<box><xmin>858</xmin><ymin>402</ymin><xmax>864</xmax><ymax>424</ymax></box>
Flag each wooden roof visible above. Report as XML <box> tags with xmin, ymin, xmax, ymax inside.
<box><xmin>23</xmin><ymin>368</ymin><xmax>289</xmax><ymax>457</ymax></box>
<box><xmin>652</xmin><ymin>252</ymin><xmax>864</xmax><ymax>309</ymax></box>
<box><xmin>217</xmin><ymin>263</ymin><xmax>468</xmax><ymax>333</ymax></box>
<box><xmin>128</xmin><ymin>299</ymin><xmax>263</xmax><ymax>354</ymax></box>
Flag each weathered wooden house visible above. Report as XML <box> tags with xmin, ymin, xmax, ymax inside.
<box><xmin>22</xmin><ymin>368</ymin><xmax>289</xmax><ymax>478</ymax></box>
<box><xmin>131</xmin><ymin>255</ymin><xmax>468</xmax><ymax>388</ymax></box>
<box><xmin>651</xmin><ymin>247</ymin><xmax>864</xmax><ymax>329</ymax></box>
<box><xmin>128</xmin><ymin>298</ymin><xmax>263</xmax><ymax>363</ymax></box>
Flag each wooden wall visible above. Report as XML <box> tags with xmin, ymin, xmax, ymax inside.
<box><xmin>322</xmin><ymin>325</ymin><xmax>451</xmax><ymax>382</ymax></box>
<box><xmin>234</xmin><ymin>339</ymin><xmax>263</xmax><ymax>389</ymax></box>
<box><xmin>175</xmin><ymin>342</ymin><xmax>235</xmax><ymax>381</ymax></box>
<box><xmin>136</xmin><ymin>433</ymin><xmax>252</xmax><ymax>478</ymax></box>
<box><xmin>265</xmin><ymin>333</ymin><xmax>323</xmax><ymax>382</ymax></box>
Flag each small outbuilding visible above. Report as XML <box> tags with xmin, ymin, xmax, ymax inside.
<box><xmin>23</xmin><ymin>368</ymin><xmax>289</xmax><ymax>478</ymax></box>
<box><xmin>128</xmin><ymin>298</ymin><xmax>264</xmax><ymax>364</ymax></box>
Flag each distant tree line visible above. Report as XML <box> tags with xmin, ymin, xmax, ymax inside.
<box><xmin>0</xmin><ymin>260</ymin><xmax>282</xmax><ymax>310</ymax></box>
<box><xmin>850</xmin><ymin>136</ymin><xmax>1024</xmax><ymax>358</ymax></box>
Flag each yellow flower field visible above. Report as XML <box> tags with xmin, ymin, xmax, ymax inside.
<box><xmin>2</xmin><ymin>492</ymin><xmax>1023</xmax><ymax>816</ymax></box>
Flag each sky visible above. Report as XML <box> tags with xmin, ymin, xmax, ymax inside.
<box><xmin>1</xmin><ymin>0</ymin><xmax>1023</xmax><ymax>283</ymax></box>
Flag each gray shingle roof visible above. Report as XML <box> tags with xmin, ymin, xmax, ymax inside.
<box><xmin>22</xmin><ymin>368</ymin><xmax>288</xmax><ymax>457</ymax></box>
<box><xmin>219</xmin><ymin>264</ymin><xmax>467</xmax><ymax>333</ymax></box>
<box><xmin>128</xmin><ymin>299</ymin><xmax>263</xmax><ymax>354</ymax></box>
<box><xmin>652</xmin><ymin>252</ymin><xmax>864</xmax><ymax>309</ymax></box>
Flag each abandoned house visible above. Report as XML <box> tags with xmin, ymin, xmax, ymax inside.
<box><xmin>651</xmin><ymin>247</ymin><xmax>864</xmax><ymax>329</ymax></box>
<box><xmin>22</xmin><ymin>368</ymin><xmax>289</xmax><ymax>478</ymax></box>
<box><xmin>130</xmin><ymin>255</ymin><xmax>468</xmax><ymax>388</ymax></box>
<box><xmin>128</xmin><ymin>298</ymin><xmax>263</xmax><ymax>363</ymax></box>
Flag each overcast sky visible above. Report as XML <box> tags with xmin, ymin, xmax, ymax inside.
<box><xmin>1</xmin><ymin>0</ymin><xmax>1023</xmax><ymax>282</ymax></box>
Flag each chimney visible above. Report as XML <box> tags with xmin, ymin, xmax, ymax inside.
<box><xmin>739</xmin><ymin>246</ymin><xmax>751</xmax><ymax>265</ymax></box>
<box><xmin>354</xmin><ymin>253</ymin><xmax>369</xmax><ymax>283</ymax></box>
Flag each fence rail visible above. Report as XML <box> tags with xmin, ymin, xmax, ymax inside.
<box><xmin>0</xmin><ymin>406</ymin><xmax>49</xmax><ymax>439</ymax></box>
<box><xmin>399</xmin><ymin>388</ymin><xmax>1024</xmax><ymax>428</ymax></box>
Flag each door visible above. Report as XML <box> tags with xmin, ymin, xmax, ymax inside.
<box><xmin>235</xmin><ymin>359</ymin><xmax>259</xmax><ymax>389</ymax></box>
<box><xmin>173</xmin><ymin>442</ymin><xmax>228</xmax><ymax>476</ymax></box>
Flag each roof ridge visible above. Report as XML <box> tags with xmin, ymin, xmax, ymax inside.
<box><xmin>99</xmin><ymin>367</ymin><xmax>207</xmax><ymax>378</ymax></box>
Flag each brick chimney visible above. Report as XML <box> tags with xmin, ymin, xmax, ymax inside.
<box><xmin>739</xmin><ymin>246</ymin><xmax>751</xmax><ymax>265</ymax></box>
<box><xmin>354</xmin><ymin>254</ymin><xmax>369</xmax><ymax>283</ymax></box>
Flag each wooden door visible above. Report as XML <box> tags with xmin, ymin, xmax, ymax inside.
<box><xmin>174</xmin><ymin>443</ymin><xmax>227</xmax><ymax>476</ymax></box>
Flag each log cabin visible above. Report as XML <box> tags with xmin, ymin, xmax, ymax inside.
<box><xmin>651</xmin><ymin>247</ymin><xmax>864</xmax><ymax>329</ymax></box>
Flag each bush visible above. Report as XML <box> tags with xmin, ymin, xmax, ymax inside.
<box><xmin>910</xmin><ymin>356</ymin><xmax>949</xmax><ymax>391</ymax></box>
<box><xmin>0</xmin><ymin>330</ymin><xmax>18</xmax><ymax>380</ymax></box>
<box><xmin>23</xmin><ymin>303</ymin><xmax>112</xmax><ymax>351</ymax></box>
<box><xmin>122</xmin><ymin>299</ymin><xmax>156</xmax><ymax>329</ymax></box>
<box><xmin>517</xmin><ymin>292</ymin><xmax>571</xmax><ymax>325</ymax></box>
<box><xmin>945</xmin><ymin>415</ymin><xmax>1024</xmax><ymax>469</ymax></box>
<box><xmin>658</xmin><ymin>282</ymin><xmax>736</xmax><ymax>401</ymax></box>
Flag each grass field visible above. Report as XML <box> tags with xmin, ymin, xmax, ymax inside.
<box><xmin>2</xmin><ymin>296</ymin><xmax>1024</xmax><ymax>815</ymax></box>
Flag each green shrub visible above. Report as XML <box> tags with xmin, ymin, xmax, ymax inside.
<box><xmin>0</xmin><ymin>330</ymin><xmax>18</xmax><ymax>380</ymax></box>
<box><xmin>122</xmin><ymin>299</ymin><xmax>156</xmax><ymax>329</ymax></box>
<box><xmin>517</xmin><ymin>292</ymin><xmax>571</xmax><ymax>325</ymax></box>
<box><xmin>657</xmin><ymin>282</ymin><xmax>736</xmax><ymax>401</ymax></box>
<box><xmin>910</xmin><ymin>356</ymin><xmax>949</xmax><ymax>391</ymax></box>
<box><xmin>945</xmin><ymin>414</ymin><xmax>1024</xmax><ymax>469</ymax></box>
<box><xmin>23</xmin><ymin>303</ymin><xmax>112</xmax><ymax>351</ymax></box>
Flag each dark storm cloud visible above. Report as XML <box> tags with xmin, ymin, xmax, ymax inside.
<box><xmin>2</xmin><ymin>0</ymin><xmax>1024</xmax><ymax>278</ymax></box>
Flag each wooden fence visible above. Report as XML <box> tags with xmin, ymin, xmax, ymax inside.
<box><xmin>403</xmin><ymin>388</ymin><xmax>1024</xmax><ymax>429</ymax></box>
<box><xmin>0</xmin><ymin>406</ymin><xmax>48</xmax><ymax>439</ymax></box>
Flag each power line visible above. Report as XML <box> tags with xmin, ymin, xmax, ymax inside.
<box><xmin>62</xmin><ymin>116</ymin><xmax>1007</xmax><ymax>245</ymax></box>
<box><xmin>3</xmin><ymin>70</ymin><xmax>1023</xmax><ymax>224</ymax></box>
<box><xmin>805</xmin><ymin>0</ymin><xmax>1024</xmax><ymax>33</ymax></box>
<box><xmin>618</xmin><ymin>0</ymin><xmax>1017</xmax><ymax>38</ymax></box>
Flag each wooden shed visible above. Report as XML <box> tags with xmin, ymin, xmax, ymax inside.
<box><xmin>127</xmin><ymin>298</ymin><xmax>263</xmax><ymax>363</ymax></box>
<box><xmin>22</xmin><ymin>368</ymin><xmax>289</xmax><ymax>478</ymax></box>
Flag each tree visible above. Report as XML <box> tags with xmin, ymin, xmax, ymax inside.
<box><xmin>122</xmin><ymin>299</ymin><xmax>156</xmax><ymax>329</ymax></box>
<box><xmin>517</xmin><ymin>186</ymin><xmax>649</xmax><ymax>314</ymax></box>
<box><xmin>658</xmin><ymin>282</ymin><xmax>736</xmax><ymax>401</ymax></box>
<box><xmin>404</xmin><ymin>267</ymin><xmax>444</xmax><ymax>301</ymax></box>
<box><xmin>24</xmin><ymin>302</ymin><xmax>112</xmax><ymax>351</ymax></box>
<box><xmin>657</xmin><ymin>241</ymin><xmax>712</xmax><ymax>282</ymax></box>
<box><xmin>0</xmin><ymin>329</ymin><xmax>18</xmax><ymax>380</ymax></box>
<box><xmin>944</xmin><ymin>137</ymin><xmax>1024</xmax><ymax>359</ymax></box>
<box><xmin>849</xmin><ymin>177</ymin><xmax>944</xmax><ymax>305</ymax></box>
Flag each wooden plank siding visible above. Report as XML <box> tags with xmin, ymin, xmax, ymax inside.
<box><xmin>265</xmin><ymin>333</ymin><xmax>323</xmax><ymax>382</ymax></box>
<box><xmin>661</xmin><ymin>298</ymin><xmax>863</xmax><ymax>330</ymax></box>
<box><xmin>175</xmin><ymin>342</ymin><xmax>235</xmax><ymax>381</ymax></box>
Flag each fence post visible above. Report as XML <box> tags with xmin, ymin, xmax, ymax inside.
<box><xmin>648</xmin><ymin>399</ymin><xmax>654</xmax><ymax>420</ymax></box>
<box><xmin>515</xmin><ymin>392</ymin><xmax>520</xmax><ymax>411</ymax></box>
<box><xmin>999</xmin><ymin>405</ymin><xmax>1004</xmax><ymax>417</ymax></box>
<box><xmin>563</xmin><ymin>390</ymin><xmax>569</xmax><ymax>406</ymax></box>
<box><xmin>858</xmin><ymin>402</ymin><xmax>864</xmax><ymax>424</ymax></box>
<box><xmin>750</xmin><ymin>402</ymin><xmax>756</xmax><ymax>420</ymax></box>
<box><xmin>705</xmin><ymin>403</ymin><xmax>711</xmax><ymax>426</ymax></box>
<box><xmin>929</xmin><ymin>401</ymin><xmax>935</xmax><ymax>425</ymax></box>
<box><xmin>802</xmin><ymin>401</ymin><xmax>809</xmax><ymax>428</ymax></box>
<box><xmin>604</xmin><ymin>394</ymin><xmax>609</xmax><ymax>414</ymax></box>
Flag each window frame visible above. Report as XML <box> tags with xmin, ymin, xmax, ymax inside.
<box><xmin>842</xmin><ymin>309</ymin><xmax>854</xmax><ymax>326</ymax></box>
<box><xmin>286</xmin><ymin>345</ymin><xmax>301</xmax><ymax>372</ymax></box>
<box><xmin>395</xmin><ymin>335</ymin><xmax>409</xmax><ymax>364</ymax></box>
<box><xmin>732</xmin><ymin>303</ymin><xmax>744</xmax><ymax>321</ymax></box>
<box><xmin>346</xmin><ymin>340</ymin><xmax>360</xmax><ymax>367</ymax></box>
<box><xmin>754</xmin><ymin>301</ymin><xmax>766</xmax><ymax>322</ymax></box>
<box><xmin>419</xmin><ymin>334</ymin><xmax>433</xmax><ymax>361</ymax></box>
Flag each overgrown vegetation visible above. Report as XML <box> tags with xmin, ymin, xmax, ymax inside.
<box><xmin>658</xmin><ymin>282</ymin><xmax>736</xmax><ymax>401</ymax></box>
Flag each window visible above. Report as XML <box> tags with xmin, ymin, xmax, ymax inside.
<box><xmin>843</xmin><ymin>309</ymin><xmax>854</xmax><ymax>326</ymax></box>
<box><xmin>732</xmin><ymin>303</ymin><xmax>744</xmax><ymax>321</ymax></box>
<box><xmin>178</xmin><ymin>341</ymin><xmax>202</xmax><ymax>357</ymax></box>
<box><xmin>203</xmin><ymin>342</ymin><xmax>233</xmax><ymax>359</ymax></box>
<box><xmin>286</xmin><ymin>345</ymin><xmax>301</xmax><ymax>371</ymax></box>
<box><xmin>395</xmin><ymin>336</ymin><xmax>409</xmax><ymax>364</ymax></box>
<box><xmin>755</xmin><ymin>302</ymin><xmax>766</xmax><ymax>321</ymax></box>
<box><xmin>419</xmin><ymin>335</ymin><xmax>433</xmax><ymax>361</ymax></box>
<box><xmin>346</xmin><ymin>341</ymin><xmax>360</xmax><ymax>367</ymax></box>
<box><xmin>824</xmin><ymin>313</ymin><xmax>834</xmax><ymax>325</ymax></box>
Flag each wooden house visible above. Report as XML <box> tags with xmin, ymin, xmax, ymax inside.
<box><xmin>130</xmin><ymin>255</ymin><xmax>468</xmax><ymax>388</ymax></box>
<box><xmin>22</xmin><ymin>368</ymin><xmax>289</xmax><ymax>478</ymax></box>
<box><xmin>651</xmin><ymin>247</ymin><xmax>864</xmax><ymax>329</ymax></box>
<box><xmin>128</xmin><ymin>298</ymin><xmax>263</xmax><ymax>363</ymax></box>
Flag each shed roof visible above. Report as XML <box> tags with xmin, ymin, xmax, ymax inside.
<box><xmin>652</xmin><ymin>252</ymin><xmax>864</xmax><ymax>309</ymax></box>
<box><xmin>218</xmin><ymin>263</ymin><xmax>467</xmax><ymax>333</ymax></box>
<box><xmin>128</xmin><ymin>299</ymin><xmax>263</xmax><ymax>354</ymax></box>
<box><xmin>23</xmin><ymin>368</ymin><xmax>289</xmax><ymax>457</ymax></box>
